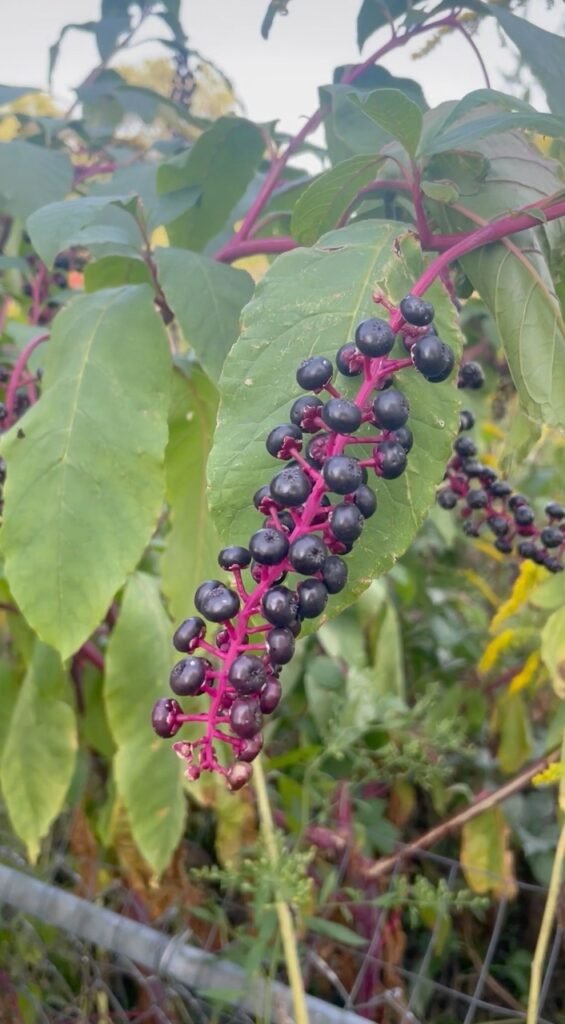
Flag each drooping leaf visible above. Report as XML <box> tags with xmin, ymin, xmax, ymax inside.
<box><xmin>423</xmin><ymin>110</ymin><xmax>565</xmax><ymax>157</ymax></box>
<box><xmin>304</xmin><ymin>656</ymin><xmax>346</xmax><ymax>738</ymax></box>
<box><xmin>496</xmin><ymin>693</ymin><xmax>532</xmax><ymax>775</ymax></box>
<box><xmin>358</xmin><ymin>579</ymin><xmax>405</xmax><ymax>698</ymax></box>
<box><xmin>541</xmin><ymin>605</ymin><xmax>565</xmax><ymax>699</ymax></box>
<box><xmin>0</xmin><ymin>141</ymin><xmax>73</xmax><ymax>220</ymax></box>
<box><xmin>49</xmin><ymin>21</ymin><xmax>98</xmax><ymax>82</ymax></box>
<box><xmin>291</xmin><ymin>155</ymin><xmax>386</xmax><ymax>245</ymax></box>
<box><xmin>155</xmin><ymin>247</ymin><xmax>254</xmax><ymax>383</ymax></box>
<box><xmin>350</xmin><ymin>89</ymin><xmax>423</xmax><ymax>158</ymax></box>
<box><xmin>27</xmin><ymin>196</ymin><xmax>142</xmax><ymax>266</ymax></box>
<box><xmin>460</xmin><ymin>807</ymin><xmax>517</xmax><ymax>898</ymax></box>
<box><xmin>356</xmin><ymin>0</ymin><xmax>408</xmax><ymax>50</ymax></box>
<box><xmin>208</xmin><ymin>221</ymin><xmax>462</xmax><ymax>619</ymax></box>
<box><xmin>1</xmin><ymin>286</ymin><xmax>170</xmax><ymax>659</ymax></box>
<box><xmin>158</xmin><ymin>117</ymin><xmax>265</xmax><ymax>251</ymax></box>
<box><xmin>487</xmin><ymin>4</ymin><xmax>565</xmax><ymax>115</ymax></box>
<box><xmin>1</xmin><ymin>643</ymin><xmax>77</xmax><ymax>862</ymax></box>
<box><xmin>162</xmin><ymin>366</ymin><xmax>221</xmax><ymax>624</ymax></box>
<box><xmin>0</xmin><ymin>661</ymin><xmax>20</xmax><ymax>752</ymax></box>
<box><xmin>105</xmin><ymin>572</ymin><xmax>185</xmax><ymax>876</ymax></box>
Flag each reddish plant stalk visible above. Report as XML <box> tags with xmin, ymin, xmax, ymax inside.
<box><xmin>4</xmin><ymin>332</ymin><xmax>48</xmax><ymax>428</ymax></box>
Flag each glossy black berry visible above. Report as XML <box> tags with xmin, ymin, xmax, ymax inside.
<box><xmin>392</xmin><ymin>426</ymin><xmax>413</xmax><ymax>453</ymax></box>
<box><xmin>249</xmin><ymin>527</ymin><xmax>289</xmax><ymax>565</ymax></box>
<box><xmin>296</xmin><ymin>355</ymin><xmax>333</xmax><ymax>391</ymax></box>
<box><xmin>508</xmin><ymin>494</ymin><xmax>528</xmax><ymax>511</ymax></box>
<box><xmin>463</xmin><ymin>522</ymin><xmax>480</xmax><ymax>537</ymax></box>
<box><xmin>458</xmin><ymin>361</ymin><xmax>485</xmax><ymax>390</ymax></box>
<box><xmin>323</xmin><ymin>455</ymin><xmax>363</xmax><ymax>494</ymax></box>
<box><xmin>288</xmin><ymin>534</ymin><xmax>327</xmax><ymax>575</ymax></box>
<box><xmin>262</xmin><ymin>585</ymin><xmax>299</xmax><ymax>627</ymax></box>
<box><xmin>253</xmin><ymin>485</ymin><xmax>275</xmax><ymax>511</ymax></box>
<box><xmin>270</xmin><ymin>465</ymin><xmax>312</xmax><ymax>507</ymax></box>
<box><xmin>353</xmin><ymin>484</ymin><xmax>377</xmax><ymax>519</ymax></box>
<box><xmin>290</xmin><ymin>395</ymin><xmax>324</xmax><ymax>431</ymax></box>
<box><xmin>218</xmin><ymin>546</ymin><xmax>251</xmax><ymax>570</ymax></box>
<box><xmin>541</xmin><ymin>526</ymin><xmax>563</xmax><ymax>548</ymax></box>
<box><xmin>322</xmin><ymin>555</ymin><xmax>348</xmax><ymax>594</ymax></box>
<box><xmin>399</xmin><ymin>294</ymin><xmax>435</xmax><ymax>327</ymax></box>
<box><xmin>230</xmin><ymin>698</ymin><xmax>263</xmax><ymax>739</ymax></box>
<box><xmin>354</xmin><ymin>317</ymin><xmax>395</xmax><ymax>357</ymax></box>
<box><xmin>336</xmin><ymin>343</ymin><xmax>363</xmax><ymax>376</ymax></box>
<box><xmin>229</xmin><ymin>655</ymin><xmax>267</xmax><ymax>695</ymax></box>
<box><xmin>152</xmin><ymin>698</ymin><xmax>182</xmax><ymax>738</ymax></box>
<box><xmin>437</xmin><ymin>488</ymin><xmax>458</xmax><ymax>510</ymax></box>
<box><xmin>533</xmin><ymin>548</ymin><xmax>549</xmax><ymax>565</ymax></box>
<box><xmin>454</xmin><ymin>436</ymin><xmax>477</xmax><ymax>458</ymax></box>
<box><xmin>197</xmin><ymin>582</ymin><xmax>240</xmax><ymax>623</ymax></box>
<box><xmin>467</xmin><ymin>488</ymin><xmax>488</xmax><ymax>510</ymax></box>
<box><xmin>412</xmin><ymin>334</ymin><xmax>454</xmax><ymax>382</ymax></box>
<box><xmin>170</xmin><ymin>657</ymin><xmax>209</xmax><ymax>696</ymax></box>
<box><xmin>489</xmin><ymin>481</ymin><xmax>512</xmax><ymax>499</ymax></box>
<box><xmin>330</xmin><ymin>503</ymin><xmax>364</xmax><ymax>543</ymax></box>
<box><xmin>375</xmin><ymin>441</ymin><xmax>407</xmax><ymax>480</ymax></box>
<box><xmin>514</xmin><ymin>505</ymin><xmax>535</xmax><ymax>526</ymax></box>
<box><xmin>297</xmin><ymin>578</ymin><xmax>328</xmax><ymax>619</ymax></box>
<box><xmin>238</xmin><ymin>734</ymin><xmax>264</xmax><ymax>763</ymax></box>
<box><xmin>495</xmin><ymin>538</ymin><xmax>513</xmax><ymax>554</ymax></box>
<box><xmin>264</xmin><ymin>509</ymin><xmax>295</xmax><ymax>533</ymax></box>
<box><xmin>266</xmin><ymin>627</ymin><xmax>295</xmax><ymax>665</ymax></box>
<box><xmin>260</xmin><ymin>678</ymin><xmax>282</xmax><ymax>714</ymax></box>
<box><xmin>266</xmin><ymin>423</ymin><xmax>303</xmax><ymax>459</ymax></box>
<box><xmin>518</xmin><ymin>541</ymin><xmax>537</xmax><ymax>560</ymax></box>
<box><xmin>459</xmin><ymin>410</ymin><xmax>475</xmax><ymax>432</ymax></box>
<box><xmin>480</xmin><ymin>467</ymin><xmax>497</xmax><ymax>486</ymax></box>
<box><xmin>546</xmin><ymin>502</ymin><xmax>565</xmax><ymax>520</ymax></box>
<box><xmin>372</xmin><ymin>389</ymin><xmax>410</xmax><ymax>430</ymax></box>
<box><xmin>462</xmin><ymin>459</ymin><xmax>485</xmax><ymax>478</ymax></box>
<box><xmin>322</xmin><ymin>398</ymin><xmax>362</xmax><ymax>435</ymax></box>
<box><xmin>173</xmin><ymin>616</ymin><xmax>206</xmax><ymax>652</ymax></box>
<box><xmin>488</xmin><ymin>515</ymin><xmax>510</xmax><ymax>537</ymax></box>
<box><xmin>544</xmin><ymin>557</ymin><xmax>564</xmax><ymax>573</ymax></box>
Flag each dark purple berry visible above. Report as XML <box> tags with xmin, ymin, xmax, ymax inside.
<box><xmin>392</xmin><ymin>426</ymin><xmax>413</xmax><ymax>452</ymax></box>
<box><xmin>227</xmin><ymin>761</ymin><xmax>253</xmax><ymax>790</ymax></box>
<box><xmin>495</xmin><ymin>538</ymin><xmax>513</xmax><ymax>554</ymax></box>
<box><xmin>229</xmin><ymin>655</ymin><xmax>267</xmax><ymax>695</ymax></box>
<box><xmin>463</xmin><ymin>521</ymin><xmax>480</xmax><ymax>537</ymax></box>
<box><xmin>253</xmin><ymin>485</ymin><xmax>275</xmax><ymax>511</ymax></box>
<box><xmin>354</xmin><ymin>317</ymin><xmax>395</xmax><ymax>357</ymax></box>
<box><xmin>297</xmin><ymin>578</ymin><xmax>328</xmax><ymax>619</ymax></box>
<box><xmin>514</xmin><ymin>505</ymin><xmax>535</xmax><ymax>526</ymax></box>
<box><xmin>290</xmin><ymin>395</ymin><xmax>324</xmax><ymax>431</ymax></box>
<box><xmin>266</xmin><ymin>627</ymin><xmax>295</xmax><ymax>665</ymax></box>
<box><xmin>170</xmin><ymin>657</ymin><xmax>209</xmax><ymax>696</ymax></box>
<box><xmin>489</xmin><ymin>481</ymin><xmax>512</xmax><ymax>499</ymax></box>
<box><xmin>544</xmin><ymin>557</ymin><xmax>564</xmax><ymax>573</ymax></box>
<box><xmin>411</xmin><ymin>334</ymin><xmax>454</xmax><ymax>382</ymax></box>
<box><xmin>509</xmin><ymin>494</ymin><xmax>528</xmax><ymax>511</ymax></box>
<box><xmin>488</xmin><ymin>515</ymin><xmax>510</xmax><ymax>537</ymax></box>
<box><xmin>262</xmin><ymin>585</ymin><xmax>299</xmax><ymax>627</ymax></box>
<box><xmin>238</xmin><ymin>734</ymin><xmax>264</xmax><ymax>762</ymax></box>
<box><xmin>173</xmin><ymin>616</ymin><xmax>206</xmax><ymax>652</ymax></box>
<box><xmin>458</xmin><ymin>361</ymin><xmax>485</xmax><ymax>390</ymax></box>
<box><xmin>230</xmin><ymin>698</ymin><xmax>263</xmax><ymax>739</ymax></box>
<box><xmin>518</xmin><ymin>541</ymin><xmax>537</xmax><ymax>560</ymax></box>
<box><xmin>194</xmin><ymin>579</ymin><xmax>222</xmax><ymax>613</ymax></box>
<box><xmin>372</xmin><ymin>388</ymin><xmax>410</xmax><ymax>430</ymax></box>
<box><xmin>322</xmin><ymin>555</ymin><xmax>348</xmax><ymax>594</ymax></box>
<box><xmin>437</xmin><ymin>488</ymin><xmax>458</xmax><ymax>510</ymax></box>
<box><xmin>374</xmin><ymin>441</ymin><xmax>407</xmax><ymax>480</ymax></box>
<box><xmin>462</xmin><ymin>459</ymin><xmax>485</xmax><ymax>478</ymax></box>
<box><xmin>270</xmin><ymin>465</ymin><xmax>312</xmax><ymax>507</ymax></box>
<box><xmin>323</xmin><ymin>455</ymin><xmax>363</xmax><ymax>494</ymax></box>
<box><xmin>480</xmin><ymin>467</ymin><xmax>497</xmax><ymax>486</ymax></box>
<box><xmin>218</xmin><ymin>546</ymin><xmax>251</xmax><ymax>570</ymax></box>
<box><xmin>288</xmin><ymin>534</ymin><xmax>327</xmax><ymax>575</ymax></box>
<box><xmin>399</xmin><ymin>294</ymin><xmax>434</xmax><ymax>327</ymax></box>
<box><xmin>541</xmin><ymin>526</ymin><xmax>563</xmax><ymax>548</ymax></box>
<box><xmin>296</xmin><ymin>355</ymin><xmax>333</xmax><ymax>391</ymax></box>
<box><xmin>198</xmin><ymin>583</ymin><xmax>240</xmax><ymax>623</ymax></box>
<box><xmin>353</xmin><ymin>484</ymin><xmax>377</xmax><ymax>518</ymax></box>
<box><xmin>260</xmin><ymin>678</ymin><xmax>282</xmax><ymax>714</ymax></box>
<box><xmin>330</xmin><ymin>503</ymin><xmax>364</xmax><ymax>542</ymax></box>
<box><xmin>322</xmin><ymin>398</ymin><xmax>362</xmax><ymax>435</ymax></box>
<box><xmin>249</xmin><ymin>527</ymin><xmax>289</xmax><ymax>565</ymax></box>
<box><xmin>467</xmin><ymin>488</ymin><xmax>488</xmax><ymax>510</ymax></box>
<box><xmin>546</xmin><ymin>502</ymin><xmax>565</xmax><ymax>520</ymax></box>
<box><xmin>459</xmin><ymin>410</ymin><xmax>475</xmax><ymax>432</ymax></box>
<box><xmin>336</xmin><ymin>343</ymin><xmax>363</xmax><ymax>377</ymax></box>
<box><xmin>454</xmin><ymin>436</ymin><xmax>477</xmax><ymax>458</ymax></box>
<box><xmin>266</xmin><ymin>423</ymin><xmax>303</xmax><ymax>459</ymax></box>
<box><xmin>152</xmin><ymin>698</ymin><xmax>182</xmax><ymax>738</ymax></box>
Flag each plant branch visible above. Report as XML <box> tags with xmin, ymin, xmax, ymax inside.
<box><xmin>364</xmin><ymin>747</ymin><xmax>560</xmax><ymax>880</ymax></box>
<box><xmin>215</xmin><ymin>236</ymin><xmax>298</xmax><ymax>264</ymax></box>
<box><xmin>4</xmin><ymin>332</ymin><xmax>49</xmax><ymax>428</ymax></box>
<box><xmin>455</xmin><ymin>19</ymin><xmax>491</xmax><ymax>88</ymax></box>
<box><xmin>254</xmin><ymin>757</ymin><xmax>310</xmax><ymax>1024</ymax></box>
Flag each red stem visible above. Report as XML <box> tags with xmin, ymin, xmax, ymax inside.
<box><xmin>4</xmin><ymin>333</ymin><xmax>48</xmax><ymax>427</ymax></box>
<box><xmin>215</xmin><ymin>236</ymin><xmax>298</xmax><ymax>264</ymax></box>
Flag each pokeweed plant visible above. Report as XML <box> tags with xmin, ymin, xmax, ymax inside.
<box><xmin>0</xmin><ymin>2</ymin><xmax>564</xmax><ymax>1022</ymax></box>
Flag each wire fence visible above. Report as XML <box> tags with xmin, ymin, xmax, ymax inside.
<box><xmin>1</xmin><ymin>818</ymin><xmax>563</xmax><ymax>1024</ymax></box>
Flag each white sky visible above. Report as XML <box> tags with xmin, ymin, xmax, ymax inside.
<box><xmin>3</xmin><ymin>1</ymin><xmax>561</xmax><ymax>133</ymax></box>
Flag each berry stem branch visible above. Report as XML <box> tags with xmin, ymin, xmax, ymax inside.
<box><xmin>253</xmin><ymin>755</ymin><xmax>310</xmax><ymax>1024</ymax></box>
<box><xmin>4</xmin><ymin>332</ymin><xmax>48</xmax><ymax>428</ymax></box>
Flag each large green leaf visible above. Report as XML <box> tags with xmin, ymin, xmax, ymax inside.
<box><xmin>350</xmin><ymin>89</ymin><xmax>423</xmax><ymax>158</ymax></box>
<box><xmin>425</xmin><ymin>129</ymin><xmax>565</xmax><ymax>428</ymax></box>
<box><xmin>105</xmin><ymin>572</ymin><xmax>185</xmax><ymax>875</ymax></box>
<box><xmin>162</xmin><ymin>366</ymin><xmax>221</xmax><ymax>624</ymax></box>
<box><xmin>155</xmin><ymin>248</ymin><xmax>254</xmax><ymax>383</ymax></box>
<box><xmin>1</xmin><ymin>286</ymin><xmax>171</xmax><ymax>659</ymax></box>
<box><xmin>158</xmin><ymin>117</ymin><xmax>265</xmax><ymax>251</ymax></box>
<box><xmin>541</xmin><ymin>605</ymin><xmax>565</xmax><ymax>699</ymax></box>
<box><xmin>291</xmin><ymin>155</ymin><xmax>386</xmax><ymax>246</ymax></box>
<box><xmin>0</xmin><ymin>142</ymin><xmax>73</xmax><ymax>220</ymax></box>
<box><xmin>27</xmin><ymin>196</ymin><xmax>141</xmax><ymax>266</ymax></box>
<box><xmin>208</xmin><ymin>221</ymin><xmax>462</xmax><ymax>618</ymax></box>
<box><xmin>1</xmin><ymin>643</ymin><xmax>77</xmax><ymax>862</ymax></box>
<box><xmin>487</xmin><ymin>4</ymin><xmax>565</xmax><ymax>115</ymax></box>
<box><xmin>356</xmin><ymin>0</ymin><xmax>408</xmax><ymax>49</ymax></box>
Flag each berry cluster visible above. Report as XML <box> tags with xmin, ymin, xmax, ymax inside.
<box><xmin>152</xmin><ymin>293</ymin><xmax>456</xmax><ymax>789</ymax></box>
<box><xmin>437</xmin><ymin>410</ymin><xmax>564</xmax><ymax>572</ymax></box>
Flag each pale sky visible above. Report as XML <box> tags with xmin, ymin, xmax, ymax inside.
<box><xmin>3</xmin><ymin>1</ymin><xmax>561</xmax><ymax>134</ymax></box>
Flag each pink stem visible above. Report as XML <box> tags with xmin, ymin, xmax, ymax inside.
<box><xmin>79</xmin><ymin>640</ymin><xmax>104</xmax><ymax>672</ymax></box>
<box><xmin>215</xmin><ymin>235</ymin><xmax>298</xmax><ymax>264</ymax></box>
<box><xmin>4</xmin><ymin>332</ymin><xmax>48</xmax><ymax>427</ymax></box>
<box><xmin>73</xmin><ymin>161</ymin><xmax>118</xmax><ymax>184</ymax></box>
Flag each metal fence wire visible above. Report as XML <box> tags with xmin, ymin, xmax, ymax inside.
<box><xmin>1</xmin><ymin>824</ymin><xmax>563</xmax><ymax>1024</ymax></box>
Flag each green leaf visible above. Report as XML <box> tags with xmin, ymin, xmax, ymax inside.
<box><xmin>424</xmin><ymin>111</ymin><xmax>565</xmax><ymax>156</ymax></box>
<box><xmin>0</xmin><ymin>661</ymin><xmax>21</xmax><ymax>752</ymax></box>
<box><xmin>158</xmin><ymin>118</ymin><xmax>265</xmax><ymax>251</ymax></box>
<box><xmin>0</xmin><ymin>142</ymin><xmax>73</xmax><ymax>220</ymax></box>
<box><xmin>27</xmin><ymin>196</ymin><xmax>142</xmax><ymax>266</ymax></box>
<box><xmin>305</xmin><ymin>915</ymin><xmax>367</xmax><ymax>948</ymax></box>
<box><xmin>1</xmin><ymin>643</ymin><xmax>77</xmax><ymax>862</ymax></box>
<box><xmin>155</xmin><ymin>247</ymin><xmax>254</xmax><ymax>383</ymax></box>
<box><xmin>350</xmin><ymin>89</ymin><xmax>423</xmax><ymax>158</ymax></box>
<box><xmin>487</xmin><ymin>5</ymin><xmax>565</xmax><ymax>115</ymax></box>
<box><xmin>0</xmin><ymin>85</ymin><xmax>39</xmax><ymax>105</ymax></box>
<box><xmin>1</xmin><ymin>286</ymin><xmax>170</xmax><ymax>659</ymax></box>
<box><xmin>496</xmin><ymin>693</ymin><xmax>532</xmax><ymax>775</ymax></box>
<box><xmin>291</xmin><ymin>155</ymin><xmax>386</xmax><ymax>246</ymax></box>
<box><xmin>162</xmin><ymin>366</ymin><xmax>221</xmax><ymax>624</ymax></box>
<box><xmin>208</xmin><ymin>221</ymin><xmax>462</xmax><ymax>618</ymax></box>
<box><xmin>304</xmin><ymin>656</ymin><xmax>345</xmax><ymax>738</ymax></box>
<box><xmin>356</xmin><ymin>0</ymin><xmax>407</xmax><ymax>49</ymax></box>
<box><xmin>530</xmin><ymin>573</ymin><xmax>565</xmax><ymax>611</ymax></box>
<box><xmin>105</xmin><ymin>572</ymin><xmax>185</xmax><ymax>875</ymax></box>
<box><xmin>420</xmin><ymin>180</ymin><xmax>459</xmax><ymax>204</ymax></box>
<box><xmin>541</xmin><ymin>605</ymin><xmax>565</xmax><ymax>699</ymax></box>
<box><xmin>318</xmin><ymin>608</ymin><xmax>368</xmax><ymax>670</ymax></box>
<box><xmin>84</xmin><ymin>255</ymin><xmax>151</xmax><ymax>291</ymax></box>
<box><xmin>358</xmin><ymin>580</ymin><xmax>405</xmax><ymax>699</ymax></box>
<box><xmin>460</xmin><ymin>807</ymin><xmax>516</xmax><ymax>898</ymax></box>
